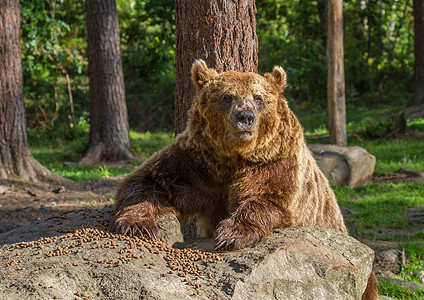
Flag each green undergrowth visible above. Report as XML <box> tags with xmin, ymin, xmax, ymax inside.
<box><xmin>378</xmin><ymin>279</ymin><xmax>424</xmax><ymax>300</ymax></box>
<box><xmin>295</xmin><ymin>100</ymin><xmax>406</xmax><ymax>136</ymax></box>
<box><xmin>397</xmin><ymin>240</ymin><xmax>424</xmax><ymax>284</ymax></box>
<box><xmin>28</xmin><ymin>127</ymin><xmax>173</xmax><ymax>182</ymax></box>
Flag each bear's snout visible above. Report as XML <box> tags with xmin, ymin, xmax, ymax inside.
<box><xmin>236</xmin><ymin>110</ymin><xmax>256</xmax><ymax>128</ymax></box>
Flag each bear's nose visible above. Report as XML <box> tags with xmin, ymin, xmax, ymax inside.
<box><xmin>236</xmin><ymin>110</ymin><xmax>255</xmax><ymax>128</ymax></box>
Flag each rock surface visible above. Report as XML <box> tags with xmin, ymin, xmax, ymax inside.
<box><xmin>0</xmin><ymin>210</ymin><xmax>374</xmax><ymax>300</ymax></box>
<box><xmin>376</xmin><ymin>249</ymin><xmax>402</xmax><ymax>265</ymax></box>
<box><xmin>0</xmin><ymin>220</ymin><xmax>15</xmax><ymax>234</ymax></box>
<box><xmin>418</xmin><ymin>271</ymin><xmax>424</xmax><ymax>284</ymax></box>
<box><xmin>0</xmin><ymin>185</ymin><xmax>9</xmax><ymax>195</ymax></box>
<box><xmin>309</xmin><ymin>144</ymin><xmax>376</xmax><ymax>187</ymax></box>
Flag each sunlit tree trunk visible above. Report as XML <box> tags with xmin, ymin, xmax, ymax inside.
<box><xmin>412</xmin><ymin>0</ymin><xmax>424</xmax><ymax>105</ymax></box>
<box><xmin>174</xmin><ymin>0</ymin><xmax>259</xmax><ymax>135</ymax></box>
<box><xmin>0</xmin><ymin>0</ymin><xmax>67</xmax><ymax>183</ymax></box>
<box><xmin>327</xmin><ymin>0</ymin><xmax>347</xmax><ymax>146</ymax></box>
<box><xmin>80</xmin><ymin>0</ymin><xmax>134</xmax><ymax>166</ymax></box>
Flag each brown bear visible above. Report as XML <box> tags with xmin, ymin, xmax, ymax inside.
<box><xmin>111</xmin><ymin>60</ymin><xmax>377</xmax><ymax>299</ymax></box>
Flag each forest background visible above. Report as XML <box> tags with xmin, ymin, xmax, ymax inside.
<box><xmin>22</xmin><ymin>0</ymin><xmax>415</xmax><ymax>135</ymax></box>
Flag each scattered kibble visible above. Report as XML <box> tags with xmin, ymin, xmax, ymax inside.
<box><xmin>1</xmin><ymin>208</ymin><xmax>223</xmax><ymax>292</ymax></box>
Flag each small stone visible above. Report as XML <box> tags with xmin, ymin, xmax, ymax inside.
<box><xmin>376</xmin><ymin>249</ymin><xmax>402</xmax><ymax>264</ymax></box>
<box><xmin>418</xmin><ymin>271</ymin><xmax>424</xmax><ymax>283</ymax></box>
<box><xmin>0</xmin><ymin>185</ymin><xmax>9</xmax><ymax>195</ymax></box>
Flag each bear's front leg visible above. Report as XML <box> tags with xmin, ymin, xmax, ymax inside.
<box><xmin>215</xmin><ymin>199</ymin><xmax>292</xmax><ymax>250</ymax></box>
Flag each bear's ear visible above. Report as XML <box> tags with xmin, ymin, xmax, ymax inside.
<box><xmin>265</xmin><ymin>66</ymin><xmax>287</xmax><ymax>93</ymax></box>
<box><xmin>191</xmin><ymin>59</ymin><xmax>218</xmax><ymax>89</ymax></box>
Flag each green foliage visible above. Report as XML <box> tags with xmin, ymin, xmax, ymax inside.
<box><xmin>98</xmin><ymin>166</ymin><xmax>112</xmax><ymax>178</ymax></box>
<box><xmin>256</xmin><ymin>0</ymin><xmax>414</xmax><ymax>106</ymax></box>
<box><xmin>257</xmin><ymin>0</ymin><xmax>327</xmax><ymax>103</ymax></box>
<box><xmin>21</xmin><ymin>0</ymin><xmax>88</xmax><ymax>130</ymax></box>
<box><xmin>117</xmin><ymin>0</ymin><xmax>176</xmax><ymax>131</ymax></box>
<box><xmin>19</xmin><ymin>0</ymin><xmax>415</xmax><ymax>133</ymax></box>
<box><xmin>362</xmin><ymin>119</ymin><xmax>395</xmax><ymax>138</ymax></box>
<box><xmin>407</xmin><ymin>118</ymin><xmax>424</xmax><ymax>132</ymax></box>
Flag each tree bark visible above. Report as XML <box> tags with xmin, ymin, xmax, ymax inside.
<box><xmin>174</xmin><ymin>0</ymin><xmax>259</xmax><ymax>135</ymax></box>
<box><xmin>327</xmin><ymin>0</ymin><xmax>347</xmax><ymax>146</ymax></box>
<box><xmin>81</xmin><ymin>0</ymin><xmax>134</xmax><ymax>166</ymax></box>
<box><xmin>0</xmin><ymin>0</ymin><xmax>68</xmax><ymax>183</ymax></box>
<box><xmin>412</xmin><ymin>0</ymin><xmax>424</xmax><ymax>105</ymax></box>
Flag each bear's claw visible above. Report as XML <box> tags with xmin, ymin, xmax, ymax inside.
<box><xmin>111</xmin><ymin>218</ymin><xmax>158</xmax><ymax>240</ymax></box>
<box><xmin>214</xmin><ymin>218</ymin><xmax>262</xmax><ymax>250</ymax></box>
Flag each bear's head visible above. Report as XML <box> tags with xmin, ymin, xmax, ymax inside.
<box><xmin>186</xmin><ymin>59</ymin><xmax>303</xmax><ymax>163</ymax></box>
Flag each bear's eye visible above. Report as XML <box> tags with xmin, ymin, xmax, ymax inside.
<box><xmin>220</xmin><ymin>94</ymin><xmax>233</xmax><ymax>110</ymax></box>
<box><xmin>254</xmin><ymin>95</ymin><xmax>263</xmax><ymax>109</ymax></box>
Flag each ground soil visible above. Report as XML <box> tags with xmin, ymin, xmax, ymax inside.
<box><xmin>0</xmin><ymin>177</ymin><xmax>122</xmax><ymax>227</ymax></box>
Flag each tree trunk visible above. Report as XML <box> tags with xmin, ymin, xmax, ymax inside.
<box><xmin>0</xmin><ymin>0</ymin><xmax>68</xmax><ymax>183</ymax></box>
<box><xmin>327</xmin><ymin>0</ymin><xmax>347</xmax><ymax>146</ymax></box>
<box><xmin>412</xmin><ymin>0</ymin><xmax>424</xmax><ymax>105</ymax></box>
<box><xmin>81</xmin><ymin>0</ymin><xmax>134</xmax><ymax>166</ymax></box>
<box><xmin>174</xmin><ymin>0</ymin><xmax>259</xmax><ymax>135</ymax></box>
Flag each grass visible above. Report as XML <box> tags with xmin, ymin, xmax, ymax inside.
<box><xmin>349</xmin><ymin>139</ymin><xmax>424</xmax><ymax>175</ymax></box>
<box><xmin>398</xmin><ymin>241</ymin><xmax>424</xmax><ymax>284</ymax></box>
<box><xmin>334</xmin><ymin>183</ymin><xmax>424</xmax><ymax>238</ymax></box>
<box><xmin>378</xmin><ymin>280</ymin><xmax>424</xmax><ymax>300</ymax></box>
<box><xmin>28</xmin><ymin>125</ymin><xmax>173</xmax><ymax>182</ymax></box>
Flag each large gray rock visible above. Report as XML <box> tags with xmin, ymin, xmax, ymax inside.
<box><xmin>309</xmin><ymin>144</ymin><xmax>376</xmax><ymax>187</ymax></box>
<box><xmin>0</xmin><ymin>210</ymin><xmax>374</xmax><ymax>300</ymax></box>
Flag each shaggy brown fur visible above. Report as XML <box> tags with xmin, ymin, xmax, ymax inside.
<box><xmin>111</xmin><ymin>60</ymin><xmax>377</xmax><ymax>299</ymax></box>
